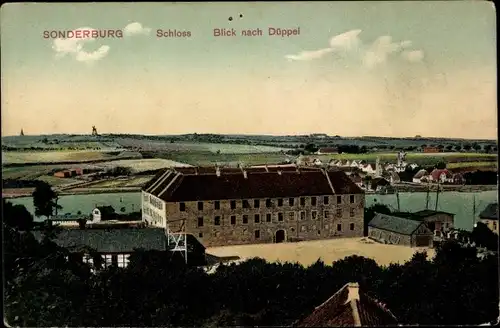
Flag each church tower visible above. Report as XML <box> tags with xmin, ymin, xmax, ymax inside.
<box><xmin>20</xmin><ymin>129</ymin><xmax>24</xmax><ymax>136</ymax></box>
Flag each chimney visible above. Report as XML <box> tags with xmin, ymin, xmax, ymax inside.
<box><xmin>345</xmin><ymin>282</ymin><xmax>360</xmax><ymax>303</ymax></box>
<box><xmin>243</xmin><ymin>170</ymin><xmax>248</xmax><ymax>179</ymax></box>
<box><xmin>277</xmin><ymin>170</ymin><xmax>282</xmax><ymax>175</ymax></box>
<box><xmin>216</xmin><ymin>166</ymin><xmax>221</xmax><ymax>177</ymax></box>
<box><xmin>194</xmin><ymin>167</ymin><xmax>198</xmax><ymax>175</ymax></box>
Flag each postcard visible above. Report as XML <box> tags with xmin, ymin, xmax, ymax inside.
<box><xmin>2</xmin><ymin>1</ymin><xmax>498</xmax><ymax>327</ymax></box>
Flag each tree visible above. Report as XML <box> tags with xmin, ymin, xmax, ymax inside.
<box><xmin>445</xmin><ymin>145</ymin><xmax>453</xmax><ymax>151</ymax></box>
<box><xmin>471</xmin><ymin>222</ymin><xmax>498</xmax><ymax>251</ymax></box>
<box><xmin>483</xmin><ymin>144</ymin><xmax>492</xmax><ymax>153</ymax></box>
<box><xmin>3</xmin><ymin>199</ymin><xmax>34</xmax><ymax>231</ymax></box>
<box><xmin>32</xmin><ymin>181</ymin><xmax>62</xmax><ymax>218</ymax></box>
<box><xmin>435</xmin><ymin>161</ymin><xmax>447</xmax><ymax>169</ymax></box>
<box><xmin>455</xmin><ymin>145</ymin><xmax>462</xmax><ymax>152</ymax></box>
<box><xmin>304</xmin><ymin>143</ymin><xmax>318</xmax><ymax>153</ymax></box>
<box><xmin>472</xmin><ymin>143</ymin><xmax>482</xmax><ymax>152</ymax></box>
<box><xmin>463</xmin><ymin>144</ymin><xmax>472</xmax><ymax>151</ymax></box>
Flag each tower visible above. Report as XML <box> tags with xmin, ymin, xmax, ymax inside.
<box><xmin>375</xmin><ymin>156</ymin><xmax>382</xmax><ymax>177</ymax></box>
<box><xmin>20</xmin><ymin>129</ymin><xmax>24</xmax><ymax>136</ymax></box>
<box><xmin>92</xmin><ymin>126</ymin><xmax>98</xmax><ymax>136</ymax></box>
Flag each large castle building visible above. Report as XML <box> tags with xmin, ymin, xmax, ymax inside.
<box><xmin>141</xmin><ymin>166</ymin><xmax>365</xmax><ymax>247</ymax></box>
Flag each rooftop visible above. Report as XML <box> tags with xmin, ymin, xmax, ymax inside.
<box><xmin>369</xmin><ymin>213</ymin><xmax>428</xmax><ymax>235</ymax></box>
<box><xmin>143</xmin><ymin>166</ymin><xmax>363</xmax><ymax>202</ymax></box>
<box><xmin>294</xmin><ymin>282</ymin><xmax>398</xmax><ymax>327</ymax></box>
<box><xmin>411</xmin><ymin>209</ymin><xmax>455</xmax><ymax>218</ymax></box>
<box><xmin>479</xmin><ymin>203</ymin><xmax>498</xmax><ymax>220</ymax></box>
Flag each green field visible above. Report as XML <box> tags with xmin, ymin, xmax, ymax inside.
<box><xmin>165</xmin><ymin>152</ymin><xmax>291</xmax><ymax>166</ymax></box>
<box><xmin>446</xmin><ymin>161</ymin><xmax>498</xmax><ymax>169</ymax></box>
<box><xmin>2</xmin><ymin>150</ymin><xmax>142</xmax><ymax>165</ymax></box>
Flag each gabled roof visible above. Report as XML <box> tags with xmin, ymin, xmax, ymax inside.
<box><xmin>430</xmin><ymin>169</ymin><xmax>451</xmax><ymax>180</ymax></box>
<box><xmin>32</xmin><ymin>228</ymin><xmax>168</xmax><ymax>253</ymax></box>
<box><xmin>479</xmin><ymin>203</ymin><xmax>498</xmax><ymax>220</ymax></box>
<box><xmin>143</xmin><ymin>167</ymin><xmax>363</xmax><ymax>202</ymax></box>
<box><xmin>413</xmin><ymin>169</ymin><xmax>428</xmax><ymax>179</ymax></box>
<box><xmin>369</xmin><ymin>213</ymin><xmax>429</xmax><ymax>235</ymax></box>
<box><xmin>294</xmin><ymin>282</ymin><xmax>398</xmax><ymax>327</ymax></box>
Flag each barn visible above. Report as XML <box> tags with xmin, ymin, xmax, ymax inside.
<box><xmin>368</xmin><ymin>213</ymin><xmax>434</xmax><ymax>247</ymax></box>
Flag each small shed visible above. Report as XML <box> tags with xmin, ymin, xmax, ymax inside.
<box><xmin>368</xmin><ymin>213</ymin><xmax>434</xmax><ymax>247</ymax></box>
<box><xmin>410</xmin><ymin>210</ymin><xmax>455</xmax><ymax>237</ymax></box>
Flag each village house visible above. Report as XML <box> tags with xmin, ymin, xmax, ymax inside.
<box><xmin>293</xmin><ymin>282</ymin><xmax>398</xmax><ymax>327</ymax></box>
<box><xmin>478</xmin><ymin>203</ymin><xmax>498</xmax><ymax>234</ymax></box>
<box><xmin>452</xmin><ymin>173</ymin><xmax>465</xmax><ymax>185</ymax></box>
<box><xmin>412</xmin><ymin>169</ymin><xmax>430</xmax><ymax>183</ymax></box>
<box><xmin>368</xmin><ymin>213</ymin><xmax>434</xmax><ymax>247</ymax></box>
<box><xmin>430</xmin><ymin>169</ymin><xmax>453</xmax><ymax>184</ymax></box>
<box><xmin>382</xmin><ymin>171</ymin><xmax>400</xmax><ymax>185</ymax></box>
<box><xmin>31</xmin><ymin>226</ymin><xmax>207</xmax><ymax>268</ymax></box>
<box><xmin>141</xmin><ymin>166</ymin><xmax>365</xmax><ymax>247</ymax></box>
<box><xmin>370</xmin><ymin>177</ymin><xmax>390</xmax><ymax>192</ymax></box>
<box><xmin>423</xmin><ymin>146</ymin><xmax>441</xmax><ymax>153</ymax></box>
<box><xmin>360</xmin><ymin>163</ymin><xmax>376</xmax><ymax>175</ymax></box>
<box><xmin>348</xmin><ymin>172</ymin><xmax>364</xmax><ymax>189</ymax></box>
<box><xmin>393</xmin><ymin>210</ymin><xmax>455</xmax><ymax>238</ymax></box>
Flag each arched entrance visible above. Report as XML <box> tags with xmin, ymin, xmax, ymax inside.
<box><xmin>275</xmin><ymin>229</ymin><xmax>286</xmax><ymax>243</ymax></box>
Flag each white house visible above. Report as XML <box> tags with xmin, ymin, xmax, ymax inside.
<box><xmin>430</xmin><ymin>169</ymin><xmax>453</xmax><ymax>184</ymax></box>
<box><xmin>413</xmin><ymin>169</ymin><xmax>430</xmax><ymax>183</ymax></box>
<box><xmin>408</xmin><ymin>163</ymin><xmax>419</xmax><ymax>170</ymax></box>
<box><xmin>350</xmin><ymin>160</ymin><xmax>359</xmax><ymax>168</ymax></box>
<box><xmin>142</xmin><ymin>190</ymin><xmax>167</xmax><ymax>228</ymax></box>
<box><xmin>360</xmin><ymin>164</ymin><xmax>376</xmax><ymax>175</ymax></box>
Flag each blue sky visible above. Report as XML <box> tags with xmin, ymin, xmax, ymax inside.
<box><xmin>1</xmin><ymin>2</ymin><xmax>497</xmax><ymax>138</ymax></box>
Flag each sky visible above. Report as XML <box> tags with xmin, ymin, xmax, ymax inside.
<box><xmin>1</xmin><ymin>1</ymin><xmax>497</xmax><ymax>139</ymax></box>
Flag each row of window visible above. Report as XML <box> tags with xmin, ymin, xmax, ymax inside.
<box><xmin>180</xmin><ymin>195</ymin><xmax>356</xmax><ymax>212</ymax></box>
<box><xmin>198</xmin><ymin>223</ymin><xmax>356</xmax><ymax>239</ymax></box>
<box><xmin>197</xmin><ymin>209</ymin><xmax>357</xmax><ymax>227</ymax></box>
<box><xmin>149</xmin><ymin>196</ymin><xmax>164</xmax><ymax>210</ymax></box>
<box><xmin>82</xmin><ymin>254</ymin><xmax>131</xmax><ymax>268</ymax></box>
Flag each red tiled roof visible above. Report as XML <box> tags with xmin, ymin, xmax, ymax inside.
<box><xmin>430</xmin><ymin>169</ymin><xmax>450</xmax><ymax>180</ymax></box>
<box><xmin>143</xmin><ymin>167</ymin><xmax>363</xmax><ymax>202</ymax></box>
<box><xmin>294</xmin><ymin>282</ymin><xmax>398</xmax><ymax>327</ymax></box>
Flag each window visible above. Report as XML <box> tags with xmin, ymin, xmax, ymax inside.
<box><xmin>301</xmin><ymin>225</ymin><xmax>306</xmax><ymax>232</ymax></box>
<box><xmin>300</xmin><ymin>197</ymin><xmax>306</xmax><ymax>206</ymax></box>
<box><xmin>289</xmin><ymin>198</ymin><xmax>295</xmax><ymax>206</ymax></box>
<box><xmin>117</xmin><ymin>254</ymin><xmax>130</xmax><ymax>268</ymax></box>
<box><xmin>254</xmin><ymin>214</ymin><xmax>260</xmax><ymax>223</ymax></box>
<box><xmin>337</xmin><ymin>224</ymin><xmax>342</xmax><ymax>232</ymax></box>
<box><xmin>198</xmin><ymin>202</ymin><xmax>204</xmax><ymax>211</ymax></box>
<box><xmin>350</xmin><ymin>195</ymin><xmax>355</xmax><ymax>203</ymax></box>
<box><xmin>179</xmin><ymin>202</ymin><xmax>186</xmax><ymax>211</ymax></box>
<box><xmin>324</xmin><ymin>196</ymin><xmax>329</xmax><ymax>205</ymax></box>
<box><xmin>197</xmin><ymin>217</ymin><xmax>204</xmax><ymax>227</ymax></box>
<box><xmin>337</xmin><ymin>196</ymin><xmax>342</xmax><ymax>204</ymax></box>
<box><xmin>324</xmin><ymin>210</ymin><xmax>330</xmax><ymax>219</ymax></box>
<box><xmin>350</xmin><ymin>208</ymin><xmax>355</xmax><ymax>217</ymax></box>
<box><xmin>243</xmin><ymin>215</ymin><xmax>248</xmax><ymax>224</ymax></box>
<box><xmin>311</xmin><ymin>197</ymin><xmax>317</xmax><ymax>206</ymax></box>
<box><xmin>214</xmin><ymin>201</ymin><xmax>220</xmax><ymax>210</ymax></box>
<box><xmin>277</xmin><ymin>198</ymin><xmax>283</xmax><ymax>207</ymax></box>
<box><xmin>231</xmin><ymin>215</ymin><xmax>236</xmax><ymax>225</ymax></box>
<box><xmin>312</xmin><ymin>211</ymin><xmax>317</xmax><ymax>220</ymax></box>
<box><xmin>325</xmin><ymin>224</ymin><xmax>329</xmax><ymax>230</ymax></box>
<box><xmin>266</xmin><ymin>199</ymin><xmax>272</xmax><ymax>208</ymax></box>
<box><xmin>230</xmin><ymin>200</ymin><xmax>236</xmax><ymax>209</ymax></box>
<box><xmin>266</xmin><ymin>213</ymin><xmax>272</xmax><ymax>222</ymax></box>
<box><xmin>255</xmin><ymin>230</ymin><xmax>260</xmax><ymax>239</ymax></box>
<box><xmin>254</xmin><ymin>199</ymin><xmax>260</xmax><ymax>208</ymax></box>
<box><xmin>103</xmin><ymin>254</ymin><xmax>113</xmax><ymax>268</ymax></box>
<box><xmin>243</xmin><ymin>200</ymin><xmax>250</xmax><ymax>209</ymax></box>
<box><xmin>300</xmin><ymin>211</ymin><xmax>306</xmax><ymax>220</ymax></box>
<box><xmin>289</xmin><ymin>212</ymin><xmax>295</xmax><ymax>220</ymax></box>
<box><xmin>278</xmin><ymin>213</ymin><xmax>284</xmax><ymax>221</ymax></box>
<box><xmin>350</xmin><ymin>223</ymin><xmax>355</xmax><ymax>231</ymax></box>
<box><xmin>493</xmin><ymin>222</ymin><xmax>497</xmax><ymax>230</ymax></box>
<box><xmin>317</xmin><ymin>230</ymin><xmax>321</xmax><ymax>235</ymax></box>
<box><xmin>214</xmin><ymin>216</ymin><xmax>221</xmax><ymax>226</ymax></box>
<box><xmin>336</xmin><ymin>208</ymin><xmax>342</xmax><ymax>217</ymax></box>
<box><xmin>198</xmin><ymin>232</ymin><xmax>203</xmax><ymax>238</ymax></box>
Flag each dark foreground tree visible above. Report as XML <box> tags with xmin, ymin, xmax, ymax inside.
<box><xmin>32</xmin><ymin>181</ymin><xmax>62</xmax><ymax>217</ymax></box>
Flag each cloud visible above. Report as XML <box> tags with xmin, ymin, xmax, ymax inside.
<box><xmin>285</xmin><ymin>29</ymin><xmax>424</xmax><ymax>69</ymax></box>
<box><xmin>285</xmin><ymin>48</ymin><xmax>333</xmax><ymax>61</ymax></box>
<box><xmin>402</xmin><ymin>50</ymin><xmax>425</xmax><ymax>63</ymax></box>
<box><xmin>123</xmin><ymin>22</ymin><xmax>151</xmax><ymax>37</ymax></box>
<box><xmin>328</xmin><ymin>29</ymin><xmax>362</xmax><ymax>51</ymax></box>
<box><xmin>52</xmin><ymin>27</ymin><xmax>110</xmax><ymax>63</ymax></box>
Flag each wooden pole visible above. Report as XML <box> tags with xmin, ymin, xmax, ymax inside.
<box><xmin>425</xmin><ymin>185</ymin><xmax>430</xmax><ymax>210</ymax></box>
<box><xmin>434</xmin><ymin>183</ymin><xmax>440</xmax><ymax>212</ymax></box>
